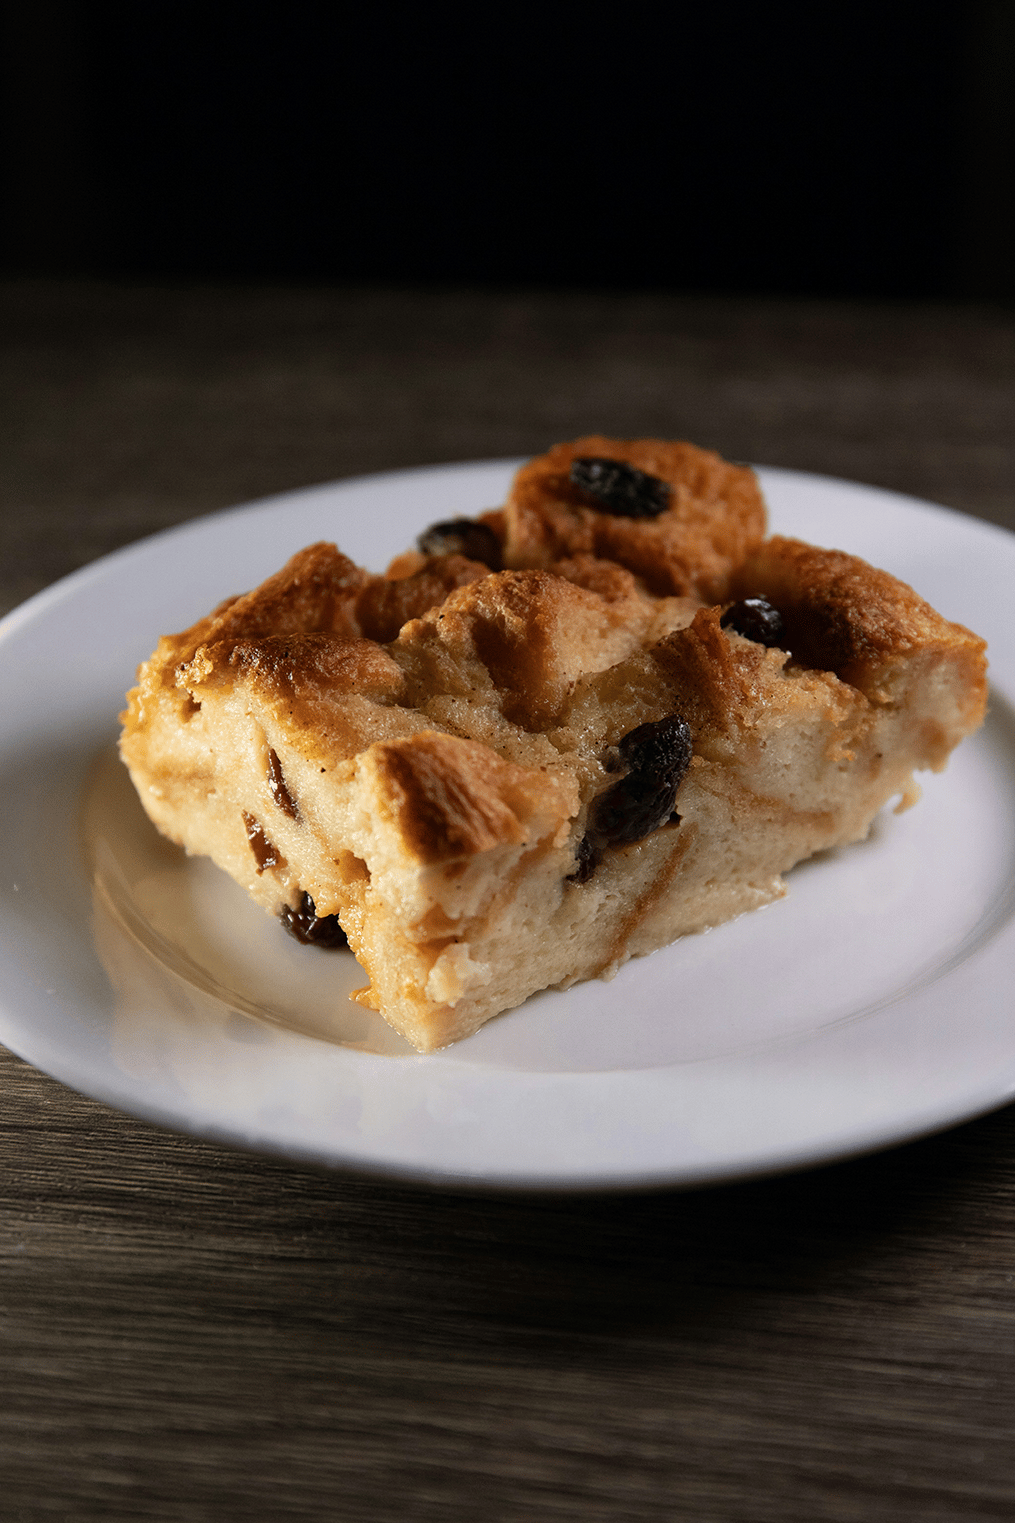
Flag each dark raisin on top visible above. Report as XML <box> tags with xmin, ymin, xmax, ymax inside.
<box><xmin>720</xmin><ymin>597</ymin><xmax>785</xmax><ymax>648</ymax></box>
<box><xmin>267</xmin><ymin>747</ymin><xmax>299</xmax><ymax>820</ymax></box>
<box><xmin>568</xmin><ymin>457</ymin><xmax>671</xmax><ymax>519</ymax></box>
<box><xmin>280</xmin><ymin>891</ymin><xmax>348</xmax><ymax>949</ymax></box>
<box><xmin>591</xmin><ymin>715</ymin><xmax>693</xmax><ymax>849</ymax></box>
<box><xmin>416</xmin><ymin>518</ymin><xmax>503</xmax><ymax>570</ymax></box>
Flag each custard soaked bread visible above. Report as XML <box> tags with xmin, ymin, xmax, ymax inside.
<box><xmin>120</xmin><ymin>440</ymin><xmax>987</xmax><ymax>1051</ymax></box>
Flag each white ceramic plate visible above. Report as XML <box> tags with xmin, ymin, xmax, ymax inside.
<box><xmin>1</xmin><ymin>462</ymin><xmax>1013</xmax><ymax>1190</ymax></box>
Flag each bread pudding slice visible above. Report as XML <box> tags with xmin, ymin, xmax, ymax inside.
<box><xmin>120</xmin><ymin>453</ymin><xmax>987</xmax><ymax>1052</ymax></box>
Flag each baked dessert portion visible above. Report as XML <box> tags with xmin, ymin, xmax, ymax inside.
<box><xmin>120</xmin><ymin>442</ymin><xmax>988</xmax><ymax>1052</ymax></box>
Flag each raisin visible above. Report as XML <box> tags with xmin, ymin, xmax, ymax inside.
<box><xmin>567</xmin><ymin>833</ymin><xmax>598</xmax><ymax>885</ymax></box>
<box><xmin>267</xmin><ymin>747</ymin><xmax>299</xmax><ymax>820</ymax></box>
<box><xmin>417</xmin><ymin>518</ymin><xmax>503</xmax><ymax>570</ymax></box>
<box><xmin>280</xmin><ymin>891</ymin><xmax>348</xmax><ymax>949</ymax></box>
<box><xmin>591</xmin><ymin>716</ymin><xmax>692</xmax><ymax>848</ymax></box>
<box><xmin>242</xmin><ymin>811</ymin><xmax>283</xmax><ymax>873</ymax></box>
<box><xmin>569</xmin><ymin>457</ymin><xmax>670</xmax><ymax>519</ymax></box>
<box><xmin>720</xmin><ymin>597</ymin><xmax>785</xmax><ymax>648</ymax></box>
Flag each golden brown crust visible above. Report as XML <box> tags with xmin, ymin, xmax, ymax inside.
<box><xmin>547</xmin><ymin>552</ymin><xmax>645</xmax><ymax>604</ymax></box>
<box><xmin>649</xmin><ymin>607</ymin><xmax>750</xmax><ymax>737</ymax></box>
<box><xmin>734</xmin><ymin>536</ymin><xmax>989</xmax><ymax>712</ymax></box>
<box><xmin>369</xmin><ymin>732</ymin><xmax>545</xmax><ymax>864</ymax></box>
<box><xmin>354</xmin><ymin>554</ymin><xmax>491</xmax><ymax>642</ymax></box>
<box><xmin>156</xmin><ymin>542</ymin><xmax>371</xmax><ymax>674</ymax></box>
<box><xmin>503</xmin><ymin>436</ymin><xmax>766</xmax><ymax>599</ymax></box>
<box><xmin>208</xmin><ymin>633</ymin><xmax>406</xmax><ymax>700</ymax></box>
<box><xmin>148</xmin><ymin>543</ymin><xmax>493</xmax><ymax>692</ymax></box>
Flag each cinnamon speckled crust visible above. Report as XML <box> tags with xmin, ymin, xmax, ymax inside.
<box><xmin>734</xmin><ymin>536</ymin><xmax>989</xmax><ymax>716</ymax></box>
<box><xmin>156</xmin><ymin>542</ymin><xmax>370</xmax><ymax>674</ymax></box>
<box><xmin>503</xmin><ymin>436</ymin><xmax>767</xmax><ymax>599</ymax></box>
<box><xmin>120</xmin><ymin>447</ymin><xmax>988</xmax><ymax>1052</ymax></box>
<box><xmin>195</xmin><ymin>632</ymin><xmax>406</xmax><ymax>701</ymax></box>
<box><xmin>368</xmin><ymin>733</ymin><xmax>561</xmax><ymax>865</ymax></box>
<box><xmin>142</xmin><ymin>541</ymin><xmax>493</xmax><ymax>689</ymax></box>
<box><xmin>354</xmin><ymin>554</ymin><xmax>490</xmax><ymax>642</ymax></box>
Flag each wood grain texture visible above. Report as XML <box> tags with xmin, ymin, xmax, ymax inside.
<box><xmin>2</xmin><ymin>283</ymin><xmax>1014</xmax><ymax>1522</ymax></box>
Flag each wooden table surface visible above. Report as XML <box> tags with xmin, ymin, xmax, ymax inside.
<box><xmin>2</xmin><ymin>281</ymin><xmax>1015</xmax><ymax>1522</ymax></box>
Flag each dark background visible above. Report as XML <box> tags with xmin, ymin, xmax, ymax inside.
<box><xmin>2</xmin><ymin>0</ymin><xmax>1013</xmax><ymax>299</ymax></box>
